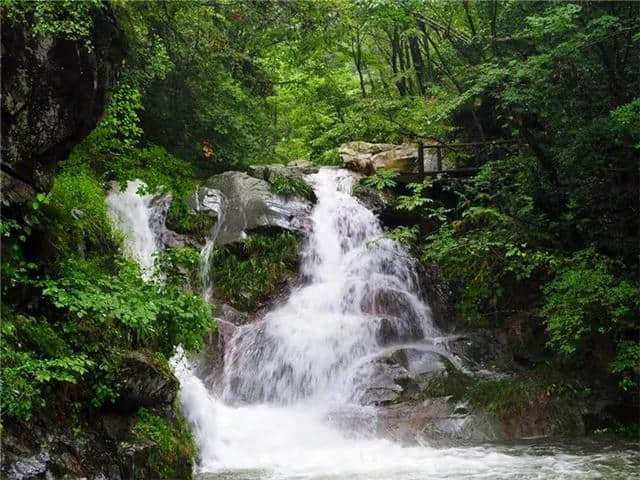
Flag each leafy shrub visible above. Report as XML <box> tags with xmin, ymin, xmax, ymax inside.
<box><xmin>3</xmin><ymin>0</ymin><xmax>102</xmax><ymax>43</ymax></box>
<box><xmin>362</xmin><ymin>168</ymin><xmax>399</xmax><ymax>190</ymax></box>
<box><xmin>153</xmin><ymin>246</ymin><xmax>203</xmax><ymax>292</ymax></box>
<box><xmin>1</xmin><ymin>250</ymin><xmax>214</xmax><ymax>422</ymax></box>
<box><xmin>209</xmin><ymin>232</ymin><xmax>300</xmax><ymax>310</ymax></box>
<box><xmin>270</xmin><ymin>175</ymin><xmax>314</xmax><ymax>200</ymax></box>
<box><xmin>385</xmin><ymin>226</ymin><xmax>419</xmax><ymax>245</ymax></box>
<box><xmin>541</xmin><ymin>249</ymin><xmax>639</xmax><ymax>389</ymax></box>
<box><xmin>426</xmin><ymin>214</ymin><xmax>557</xmax><ymax>326</ymax></box>
<box><xmin>1</xmin><ymin>310</ymin><xmax>93</xmax><ymax>420</ymax></box>
<box><xmin>42</xmin><ymin>256</ymin><xmax>213</xmax><ymax>355</ymax></box>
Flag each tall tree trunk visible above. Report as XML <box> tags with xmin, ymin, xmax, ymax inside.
<box><xmin>417</xmin><ymin>19</ymin><xmax>435</xmax><ymax>82</ymax></box>
<box><xmin>393</xmin><ymin>28</ymin><xmax>409</xmax><ymax>96</ymax></box>
<box><xmin>462</xmin><ymin>0</ymin><xmax>477</xmax><ymax>37</ymax></box>
<box><xmin>389</xmin><ymin>28</ymin><xmax>408</xmax><ymax>96</ymax></box>
<box><xmin>409</xmin><ymin>35</ymin><xmax>427</xmax><ymax>94</ymax></box>
<box><xmin>352</xmin><ymin>36</ymin><xmax>367</xmax><ymax>98</ymax></box>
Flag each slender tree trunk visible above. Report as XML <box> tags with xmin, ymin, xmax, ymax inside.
<box><xmin>396</xmin><ymin>30</ymin><xmax>409</xmax><ymax>95</ymax></box>
<box><xmin>417</xmin><ymin>19</ymin><xmax>436</xmax><ymax>82</ymax></box>
<box><xmin>409</xmin><ymin>35</ymin><xmax>427</xmax><ymax>94</ymax></box>
<box><xmin>351</xmin><ymin>29</ymin><xmax>367</xmax><ymax>98</ymax></box>
<box><xmin>389</xmin><ymin>28</ymin><xmax>408</xmax><ymax>96</ymax></box>
<box><xmin>462</xmin><ymin>0</ymin><xmax>477</xmax><ymax>37</ymax></box>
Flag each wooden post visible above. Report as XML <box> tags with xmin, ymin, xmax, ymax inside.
<box><xmin>436</xmin><ymin>146</ymin><xmax>443</xmax><ymax>172</ymax></box>
<box><xmin>418</xmin><ymin>143</ymin><xmax>424</xmax><ymax>175</ymax></box>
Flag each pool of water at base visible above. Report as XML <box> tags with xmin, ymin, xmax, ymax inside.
<box><xmin>195</xmin><ymin>437</ymin><xmax>639</xmax><ymax>480</ymax></box>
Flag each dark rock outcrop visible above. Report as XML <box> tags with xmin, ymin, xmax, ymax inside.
<box><xmin>418</xmin><ymin>262</ymin><xmax>457</xmax><ymax>330</ymax></box>
<box><xmin>1</xmin><ymin>350</ymin><xmax>191</xmax><ymax>480</ymax></box>
<box><xmin>1</xmin><ymin>8</ymin><xmax>125</xmax><ymax>202</ymax></box>
<box><xmin>113</xmin><ymin>352</ymin><xmax>179</xmax><ymax>414</ymax></box>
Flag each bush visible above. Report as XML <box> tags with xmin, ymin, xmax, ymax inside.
<box><xmin>362</xmin><ymin>168</ymin><xmax>399</xmax><ymax>190</ymax></box>
<box><xmin>1</xmin><ymin>310</ymin><xmax>93</xmax><ymax>420</ymax></box>
<box><xmin>0</xmin><ymin>251</ymin><xmax>215</xmax><ymax>422</ymax></box>
<box><xmin>209</xmin><ymin>232</ymin><xmax>300</xmax><ymax>310</ymax></box>
<box><xmin>130</xmin><ymin>408</ymin><xmax>195</xmax><ymax>479</ymax></box>
<box><xmin>270</xmin><ymin>175</ymin><xmax>314</xmax><ymax>200</ymax></box>
<box><xmin>42</xmin><ymin>256</ymin><xmax>213</xmax><ymax>355</ymax></box>
<box><xmin>541</xmin><ymin>249</ymin><xmax>639</xmax><ymax>389</ymax></box>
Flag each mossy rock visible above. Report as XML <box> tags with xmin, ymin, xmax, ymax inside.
<box><xmin>166</xmin><ymin>201</ymin><xmax>217</xmax><ymax>243</ymax></box>
<box><xmin>113</xmin><ymin>351</ymin><xmax>178</xmax><ymax>413</ymax></box>
<box><xmin>122</xmin><ymin>405</ymin><xmax>195</xmax><ymax>480</ymax></box>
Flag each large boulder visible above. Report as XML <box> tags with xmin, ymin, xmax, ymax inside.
<box><xmin>200</xmin><ymin>171</ymin><xmax>313</xmax><ymax>244</ymax></box>
<box><xmin>1</xmin><ymin>7</ymin><xmax>125</xmax><ymax>202</ymax></box>
<box><xmin>339</xmin><ymin>142</ymin><xmax>418</xmax><ymax>174</ymax></box>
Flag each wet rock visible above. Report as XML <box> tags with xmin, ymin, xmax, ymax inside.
<box><xmin>378</xmin><ymin>397</ymin><xmax>501</xmax><ymax>444</ymax></box>
<box><xmin>445</xmin><ymin>330</ymin><xmax>517</xmax><ymax>374</ymax></box>
<box><xmin>216</xmin><ymin>303</ymin><xmax>251</xmax><ymax>326</ymax></box>
<box><xmin>419</xmin><ymin>262</ymin><xmax>457</xmax><ymax>330</ymax></box>
<box><xmin>361</xmin><ymin>289</ymin><xmax>424</xmax><ymax>342</ymax></box>
<box><xmin>195</xmin><ymin>303</ymin><xmax>252</xmax><ymax>390</ymax></box>
<box><xmin>202</xmin><ymin>171</ymin><xmax>313</xmax><ymax>244</ymax></box>
<box><xmin>1</xmin><ymin>8</ymin><xmax>125</xmax><ymax>201</ymax></box>
<box><xmin>4</xmin><ymin>452</ymin><xmax>50</xmax><ymax>480</ymax></box>
<box><xmin>354</xmin><ymin>347</ymin><xmax>450</xmax><ymax>406</ymax></box>
<box><xmin>375</xmin><ymin>318</ymin><xmax>397</xmax><ymax>346</ymax></box>
<box><xmin>248</xmin><ymin>161</ymin><xmax>319</xmax><ymax>182</ymax></box>
<box><xmin>113</xmin><ymin>352</ymin><xmax>179</xmax><ymax>413</ymax></box>
<box><xmin>352</xmin><ymin>183</ymin><xmax>394</xmax><ymax>214</ymax></box>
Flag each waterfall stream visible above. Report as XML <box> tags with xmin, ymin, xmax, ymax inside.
<box><xmin>108</xmin><ymin>172</ymin><xmax>638</xmax><ymax>480</ymax></box>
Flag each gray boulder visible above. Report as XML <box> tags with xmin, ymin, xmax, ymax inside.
<box><xmin>201</xmin><ymin>171</ymin><xmax>313</xmax><ymax>244</ymax></box>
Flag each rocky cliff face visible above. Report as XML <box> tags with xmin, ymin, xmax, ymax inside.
<box><xmin>1</xmin><ymin>9</ymin><xmax>125</xmax><ymax>202</ymax></box>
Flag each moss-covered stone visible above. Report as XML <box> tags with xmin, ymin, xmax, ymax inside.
<box><xmin>125</xmin><ymin>405</ymin><xmax>195</xmax><ymax>480</ymax></box>
<box><xmin>166</xmin><ymin>198</ymin><xmax>217</xmax><ymax>244</ymax></box>
<box><xmin>390</xmin><ymin>358</ymin><xmax>587</xmax><ymax>439</ymax></box>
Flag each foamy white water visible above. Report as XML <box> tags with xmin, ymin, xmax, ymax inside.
<box><xmin>106</xmin><ymin>179</ymin><xmax>163</xmax><ymax>277</ymax></box>
<box><xmin>109</xmin><ymin>173</ymin><xmax>639</xmax><ymax>480</ymax></box>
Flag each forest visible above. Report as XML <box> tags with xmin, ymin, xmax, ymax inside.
<box><xmin>1</xmin><ymin>1</ymin><xmax>639</xmax><ymax>479</ymax></box>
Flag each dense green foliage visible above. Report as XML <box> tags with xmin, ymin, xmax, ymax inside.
<box><xmin>269</xmin><ymin>175</ymin><xmax>314</xmax><ymax>200</ymax></box>
<box><xmin>130</xmin><ymin>407</ymin><xmax>196</xmax><ymax>479</ymax></box>
<box><xmin>209</xmin><ymin>232</ymin><xmax>301</xmax><ymax>311</ymax></box>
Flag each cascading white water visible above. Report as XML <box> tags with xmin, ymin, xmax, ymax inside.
<box><xmin>106</xmin><ymin>180</ymin><xmax>164</xmax><ymax>277</ymax></box>
<box><xmin>174</xmin><ymin>168</ymin><xmax>637</xmax><ymax>479</ymax></box>
<box><xmin>221</xmin><ymin>168</ymin><xmax>434</xmax><ymax>405</ymax></box>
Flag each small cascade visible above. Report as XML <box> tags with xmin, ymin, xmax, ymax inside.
<box><xmin>196</xmin><ymin>188</ymin><xmax>227</xmax><ymax>302</ymax></box>
<box><xmin>106</xmin><ymin>180</ymin><xmax>165</xmax><ymax>277</ymax></box>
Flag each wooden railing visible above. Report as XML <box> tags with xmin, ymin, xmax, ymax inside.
<box><xmin>416</xmin><ymin>139</ymin><xmax>521</xmax><ymax>176</ymax></box>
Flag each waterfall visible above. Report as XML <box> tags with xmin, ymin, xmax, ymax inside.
<box><xmin>106</xmin><ymin>180</ymin><xmax>165</xmax><ymax>277</ymax></box>
<box><xmin>108</xmin><ymin>174</ymin><xmax>633</xmax><ymax>480</ymax></box>
<box><xmin>197</xmin><ymin>188</ymin><xmax>227</xmax><ymax>302</ymax></box>
<box><xmin>221</xmin><ymin>168</ymin><xmax>436</xmax><ymax>405</ymax></box>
